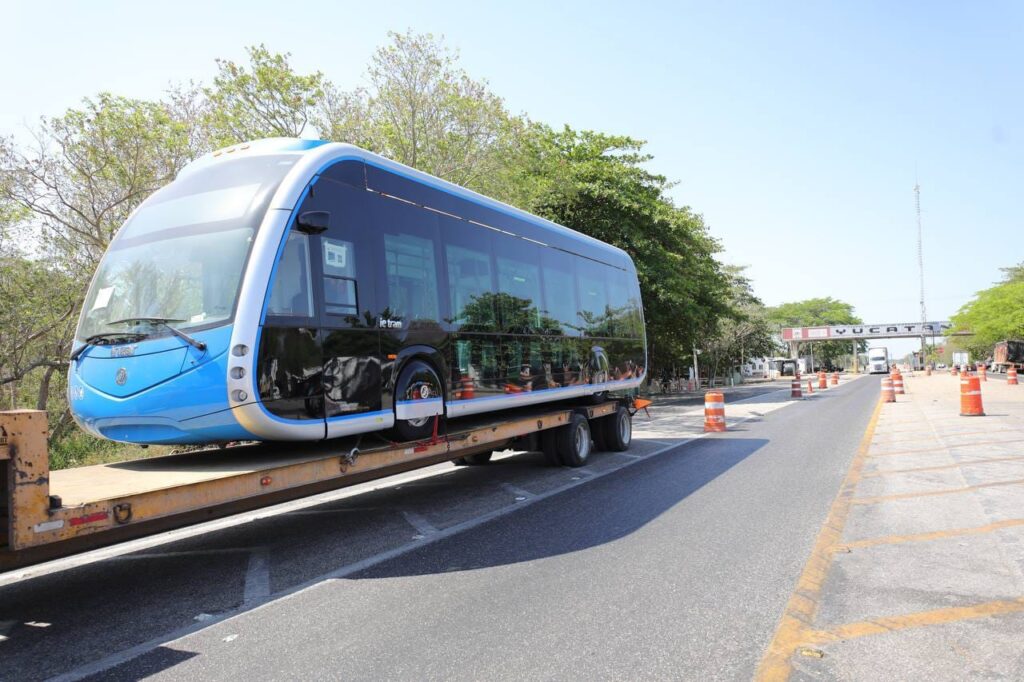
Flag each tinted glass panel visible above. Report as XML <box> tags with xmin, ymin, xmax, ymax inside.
<box><xmin>540</xmin><ymin>249</ymin><xmax>578</xmax><ymax>336</ymax></box>
<box><xmin>577</xmin><ymin>258</ymin><xmax>610</xmax><ymax>336</ymax></box>
<box><xmin>495</xmin><ymin>236</ymin><xmax>543</xmax><ymax>334</ymax></box>
<box><xmin>324</xmin><ymin>277</ymin><xmax>357</xmax><ymax>315</ymax></box>
<box><xmin>382</xmin><ymin>221</ymin><xmax>441</xmax><ymax>323</ymax></box>
<box><xmin>443</xmin><ymin>219</ymin><xmax>496</xmax><ymax>333</ymax></box>
<box><xmin>267</xmin><ymin>232</ymin><xmax>314</xmax><ymax>317</ymax></box>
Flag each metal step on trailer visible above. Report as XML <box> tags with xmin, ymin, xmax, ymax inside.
<box><xmin>1</xmin><ymin>399</ymin><xmax>636</xmax><ymax>571</ymax></box>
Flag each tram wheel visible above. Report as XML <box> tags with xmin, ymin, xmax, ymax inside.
<box><xmin>391</xmin><ymin>359</ymin><xmax>445</xmax><ymax>442</ymax></box>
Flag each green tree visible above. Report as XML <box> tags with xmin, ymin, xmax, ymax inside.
<box><xmin>950</xmin><ymin>280</ymin><xmax>1024</xmax><ymax>358</ymax></box>
<box><xmin>204</xmin><ymin>44</ymin><xmax>326</xmax><ymax>146</ymax></box>
<box><xmin>702</xmin><ymin>266</ymin><xmax>779</xmax><ymax>383</ymax></box>
<box><xmin>316</xmin><ymin>31</ymin><xmax>523</xmax><ymax>195</ymax></box>
<box><xmin>767</xmin><ymin>297</ymin><xmax>865</xmax><ymax>368</ymax></box>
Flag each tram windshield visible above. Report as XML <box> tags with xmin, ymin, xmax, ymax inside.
<box><xmin>77</xmin><ymin>154</ymin><xmax>299</xmax><ymax>341</ymax></box>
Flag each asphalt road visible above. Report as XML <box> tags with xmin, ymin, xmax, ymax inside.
<box><xmin>0</xmin><ymin>377</ymin><xmax>880</xmax><ymax>681</ymax></box>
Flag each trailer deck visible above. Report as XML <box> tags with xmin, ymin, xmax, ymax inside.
<box><xmin>1</xmin><ymin>399</ymin><xmax>636</xmax><ymax>571</ymax></box>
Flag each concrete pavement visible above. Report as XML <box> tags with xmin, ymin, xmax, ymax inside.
<box><xmin>759</xmin><ymin>371</ymin><xmax>1024</xmax><ymax>680</ymax></box>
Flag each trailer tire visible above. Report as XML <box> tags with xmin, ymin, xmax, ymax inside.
<box><xmin>602</xmin><ymin>405</ymin><xmax>632</xmax><ymax>452</ymax></box>
<box><xmin>557</xmin><ymin>413</ymin><xmax>592</xmax><ymax>467</ymax></box>
<box><xmin>540</xmin><ymin>428</ymin><xmax>561</xmax><ymax>466</ymax></box>
<box><xmin>391</xmin><ymin>360</ymin><xmax>444</xmax><ymax>442</ymax></box>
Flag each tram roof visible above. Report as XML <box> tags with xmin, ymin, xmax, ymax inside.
<box><xmin>180</xmin><ymin>138</ymin><xmax>634</xmax><ymax>271</ymax></box>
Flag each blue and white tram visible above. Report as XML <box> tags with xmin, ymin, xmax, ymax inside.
<box><xmin>69</xmin><ymin>138</ymin><xmax>647</xmax><ymax>444</ymax></box>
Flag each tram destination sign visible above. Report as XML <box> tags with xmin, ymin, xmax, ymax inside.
<box><xmin>781</xmin><ymin>321</ymin><xmax>954</xmax><ymax>341</ymax></box>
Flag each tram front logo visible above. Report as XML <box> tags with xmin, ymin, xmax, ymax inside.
<box><xmin>115</xmin><ymin>368</ymin><xmax>128</xmax><ymax>386</ymax></box>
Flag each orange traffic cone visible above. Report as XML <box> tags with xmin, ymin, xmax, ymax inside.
<box><xmin>960</xmin><ymin>376</ymin><xmax>985</xmax><ymax>416</ymax></box>
<box><xmin>704</xmin><ymin>391</ymin><xmax>726</xmax><ymax>432</ymax></box>
<box><xmin>892</xmin><ymin>371</ymin><xmax>905</xmax><ymax>395</ymax></box>
<box><xmin>818</xmin><ymin>371</ymin><xmax>827</xmax><ymax>390</ymax></box>
<box><xmin>1008</xmin><ymin>366</ymin><xmax>1019</xmax><ymax>386</ymax></box>
<box><xmin>881</xmin><ymin>377</ymin><xmax>896</xmax><ymax>403</ymax></box>
<box><xmin>830</xmin><ymin>372</ymin><xmax>839</xmax><ymax>386</ymax></box>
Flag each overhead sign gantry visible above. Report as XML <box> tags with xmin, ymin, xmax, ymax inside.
<box><xmin>781</xmin><ymin>321</ymin><xmax>957</xmax><ymax>342</ymax></box>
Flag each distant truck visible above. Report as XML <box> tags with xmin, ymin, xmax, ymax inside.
<box><xmin>992</xmin><ymin>340</ymin><xmax>1024</xmax><ymax>373</ymax></box>
<box><xmin>952</xmin><ymin>351</ymin><xmax>971</xmax><ymax>369</ymax></box>
<box><xmin>867</xmin><ymin>347</ymin><xmax>890</xmax><ymax>374</ymax></box>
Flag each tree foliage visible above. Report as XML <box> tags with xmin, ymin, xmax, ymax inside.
<box><xmin>950</xmin><ymin>279</ymin><xmax>1024</xmax><ymax>357</ymax></box>
<box><xmin>767</xmin><ymin>297</ymin><xmax>865</xmax><ymax>367</ymax></box>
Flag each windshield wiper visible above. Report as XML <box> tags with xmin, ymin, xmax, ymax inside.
<box><xmin>70</xmin><ymin>332</ymin><xmax>147</xmax><ymax>362</ymax></box>
<box><xmin>108</xmin><ymin>317</ymin><xmax>208</xmax><ymax>353</ymax></box>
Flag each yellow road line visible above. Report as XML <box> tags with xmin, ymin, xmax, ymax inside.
<box><xmin>805</xmin><ymin>598</ymin><xmax>1024</xmax><ymax>644</ymax></box>
<box><xmin>754</xmin><ymin>397</ymin><xmax>883</xmax><ymax>681</ymax></box>
<box><xmin>852</xmin><ymin>477</ymin><xmax>1024</xmax><ymax>505</ymax></box>
<box><xmin>834</xmin><ymin>518</ymin><xmax>1024</xmax><ymax>551</ymax></box>
<box><xmin>862</xmin><ymin>455</ymin><xmax>1024</xmax><ymax>478</ymax></box>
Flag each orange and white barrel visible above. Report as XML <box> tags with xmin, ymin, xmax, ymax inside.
<box><xmin>830</xmin><ymin>372</ymin><xmax>839</xmax><ymax>386</ymax></box>
<box><xmin>881</xmin><ymin>377</ymin><xmax>895</xmax><ymax>403</ymax></box>
<box><xmin>818</xmin><ymin>371</ymin><xmax>827</xmax><ymax>390</ymax></box>
<box><xmin>960</xmin><ymin>376</ymin><xmax>985</xmax><ymax>416</ymax></box>
<box><xmin>978</xmin><ymin>363</ymin><xmax>988</xmax><ymax>382</ymax></box>
<box><xmin>807</xmin><ymin>378</ymin><xmax>814</xmax><ymax>394</ymax></box>
<box><xmin>892</xmin><ymin>372</ymin><xmax>905</xmax><ymax>395</ymax></box>
<box><xmin>1008</xmin><ymin>366</ymin><xmax>1019</xmax><ymax>386</ymax></box>
<box><xmin>791</xmin><ymin>376</ymin><xmax>803</xmax><ymax>399</ymax></box>
<box><xmin>951</xmin><ymin>365</ymin><xmax>958</xmax><ymax>376</ymax></box>
<box><xmin>704</xmin><ymin>391</ymin><xmax>726</xmax><ymax>432</ymax></box>
<box><xmin>925</xmin><ymin>366</ymin><xmax>932</xmax><ymax>376</ymax></box>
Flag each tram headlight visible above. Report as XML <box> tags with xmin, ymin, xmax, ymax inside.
<box><xmin>232</xmin><ymin>389</ymin><xmax>248</xmax><ymax>402</ymax></box>
<box><xmin>230</xmin><ymin>367</ymin><xmax>246</xmax><ymax>380</ymax></box>
<box><xmin>232</xmin><ymin>344</ymin><xmax>249</xmax><ymax>357</ymax></box>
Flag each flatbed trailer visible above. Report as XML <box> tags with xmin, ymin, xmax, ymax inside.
<box><xmin>0</xmin><ymin>398</ymin><xmax>646</xmax><ymax>571</ymax></box>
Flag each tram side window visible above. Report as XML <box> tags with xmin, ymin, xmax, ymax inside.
<box><xmin>267</xmin><ymin>232</ymin><xmax>314</xmax><ymax>317</ymax></box>
<box><xmin>322</xmin><ymin>237</ymin><xmax>357</xmax><ymax>316</ymax></box>
<box><xmin>443</xmin><ymin>218</ymin><xmax>496</xmax><ymax>332</ymax></box>
<box><xmin>606</xmin><ymin>267</ymin><xmax>636</xmax><ymax>338</ymax></box>
<box><xmin>540</xmin><ymin>248</ymin><xmax>578</xmax><ymax>336</ymax></box>
<box><xmin>496</xmin><ymin>238</ymin><xmax>543</xmax><ymax>333</ymax></box>
<box><xmin>383</xmin><ymin>232</ymin><xmax>440</xmax><ymax>322</ymax></box>
<box><xmin>576</xmin><ymin>258</ymin><xmax>610</xmax><ymax>336</ymax></box>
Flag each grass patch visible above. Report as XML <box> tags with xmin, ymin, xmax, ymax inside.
<box><xmin>49</xmin><ymin>432</ymin><xmax>173</xmax><ymax>470</ymax></box>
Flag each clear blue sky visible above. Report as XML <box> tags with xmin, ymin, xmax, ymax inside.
<box><xmin>5</xmin><ymin>1</ymin><xmax>1022</xmax><ymax>358</ymax></box>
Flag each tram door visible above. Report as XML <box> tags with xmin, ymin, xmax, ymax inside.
<box><xmin>303</xmin><ymin>163</ymin><xmax>382</xmax><ymax>435</ymax></box>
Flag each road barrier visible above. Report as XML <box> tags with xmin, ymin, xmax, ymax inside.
<box><xmin>807</xmin><ymin>378</ymin><xmax>814</xmax><ymax>394</ymax></box>
<box><xmin>818</xmin><ymin>372</ymin><xmax>827</xmax><ymax>390</ymax></box>
<box><xmin>960</xmin><ymin>375</ymin><xmax>985</xmax><ymax>416</ymax></box>
<box><xmin>791</xmin><ymin>375</ymin><xmax>803</xmax><ymax>399</ymax></box>
<box><xmin>892</xmin><ymin>372</ymin><xmax>905</xmax><ymax>395</ymax></box>
<box><xmin>951</xmin><ymin>365</ymin><xmax>958</xmax><ymax>376</ymax></box>
<box><xmin>704</xmin><ymin>391</ymin><xmax>726</xmax><ymax>432</ymax></box>
<box><xmin>881</xmin><ymin>377</ymin><xmax>896</xmax><ymax>403</ymax></box>
<box><xmin>1009</xmin><ymin>366</ymin><xmax>1019</xmax><ymax>386</ymax></box>
<box><xmin>978</xmin><ymin>362</ymin><xmax>988</xmax><ymax>382</ymax></box>
<box><xmin>830</xmin><ymin>372</ymin><xmax>839</xmax><ymax>386</ymax></box>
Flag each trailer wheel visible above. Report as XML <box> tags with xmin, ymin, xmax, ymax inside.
<box><xmin>602</xmin><ymin>405</ymin><xmax>632</xmax><ymax>452</ymax></box>
<box><xmin>540</xmin><ymin>428</ymin><xmax>561</xmax><ymax>466</ymax></box>
<box><xmin>557</xmin><ymin>413</ymin><xmax>592</xmax><ymax>467</ymax></box>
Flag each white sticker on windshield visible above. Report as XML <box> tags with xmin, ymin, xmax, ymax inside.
<box><xmin>91</xmin><ymin>287</ymin><xmax>113</xmax><ymax>311</ymax></box>
<box><xmin>324</xmin><ymin>242</ymin><xmax>348</xmax><ymax>270</ymax></box>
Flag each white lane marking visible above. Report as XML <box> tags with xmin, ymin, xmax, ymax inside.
<box><xmin>110</xmin><ymin>548</ymin><xmax>253</xmax><ymax>561</ymax></box>
<box><xmin>613</xmin><ymin>452</ymin><xmax>643</xmax><ymax>459</ymax></box>
<box><xmin>242</xmin><ymin>548</ymin><xmax>270</xmax><ymax>605</ymax></box>
<box><xmin>639</xmin><ymin>438</ymin><xmax>674</xmax><ymax>446</ymax></box>
<box><xmin>401</xmin><ymin>510</ymin><xmax>438</xmax><ymax>536</ymax></box>
<box><xmin>499</xmin><ymin>482</ymin><xmax>534</xmax><ymax>500</ymax></box>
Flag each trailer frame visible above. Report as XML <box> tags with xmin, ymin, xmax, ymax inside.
<box><xmin>1</xmin><ymin>399</ymin><xmax>646</xmax><ymax>571</ymax></box>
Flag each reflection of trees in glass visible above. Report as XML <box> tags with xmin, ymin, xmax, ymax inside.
<box><xmin>455</xmin><ymin>292</ymin><xmax>561</xmax><ymax>335</ymax></box>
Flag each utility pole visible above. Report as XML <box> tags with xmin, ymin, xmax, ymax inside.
<box><xmin>915</xmin><ymin>182</ymin><xmax>927</xmax><ymax>366</ymax></box>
